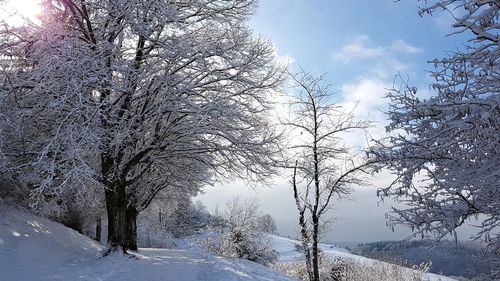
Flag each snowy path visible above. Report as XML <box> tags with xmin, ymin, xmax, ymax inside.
<box><xmin>2</xmin><ymin>246</ymin><xmax>295</xmax><ymax>281</ymax></box>
<box><xmin>19</xmin><ymin>248</ymin><xmax>294</xmax><ymax>281</ymax></box>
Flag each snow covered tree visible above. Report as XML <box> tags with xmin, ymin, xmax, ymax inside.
<box><xmin>0</xmin><ymin>0</ymin><xmax>284</xmax><ymax>252</ymax></box>
<box><xmin>372</xmin><ymin>0</ymin><xmax>499</xmax><ymax>250</ymax></box>
<box><xmin>137</xmin><ymin>194</ymin><xmax>209</xmax><ymax>247</ymax></box>
<box><xmin>285</xmin><ymin>72</ymin><xmax>372</xmax><ymax>281</ymax></box>
<box><xmin>259</xmin><ymin>213</ymin><xmax>277</xmax><ymax>234</ymax></box>
<box><xmin>208</xmin><ymin>197</ymin><xmax>278</xmax><ymax>265</ymax></box>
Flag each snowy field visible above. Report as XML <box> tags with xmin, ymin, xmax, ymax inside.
<box><xmin>0</xmin><ymin>201</ymin><xmax>456</xmax><ymax>281</ymax></box>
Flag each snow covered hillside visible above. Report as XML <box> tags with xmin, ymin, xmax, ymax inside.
<box><xmin>0</xmin><ymin>201</ymin><xmax>295</xmax><ymax>281</ymax></box>
<box><xmin>271</xmin><ymin>235</ymin><xmax>458</xmax><ymax>281</ymax></box>
<box><xmin>0</xmin><ymin>200</ymin><xmax>459</xmax><ymax>281</ymax></box>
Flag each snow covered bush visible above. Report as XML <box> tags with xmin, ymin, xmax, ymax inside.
<box><xmin>137</xmin><ymin>197</ymin><xmax>211</xmax><ymax>247</ymax></box>
<box><xmin>275</xmin><ymin>255</ymin><xmax>431</xmax><ymax>281</ymax></box>
<box><xmin>137</xmin><ymin>221</ymin><xmax>175</xmax><ymax>249</ymax></box>
<box><xmin>203</xmin><ymin>197</ymin><xmax>278</xmax><ymax>265</ymax></box>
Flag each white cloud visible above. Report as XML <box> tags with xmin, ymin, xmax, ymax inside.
<box><xmin>370</xmin><ymin>57</ymin><xmax>412</xmax><ymax>80</ymax></box>
<box><xmin>337</xmin><ymin>78</ymin><xmax>391</xmax><ymax>149</ymax></box>
<box><xmin>333</xmin><ymin>35</ymin><xmax>423</xmax><ymax>63</ymax></box>
<box><xmin>330</xmin><ymin>36</ymin><xmax>417</xmax><ymax>146</ymax></box>
<box><xmin>272</xmin><ymin>44</ymin><xmax>296</xmax><ymax>67</ymax></box>
<box><xmin>333</xmin><ymin>35</ymin><xmax>385</xmax><ymax>62</ymax></box>
<box><xmin>389</xmin><ymin>39</ymin><xmax>423</xmax><ymax>54</ymax></box>
<box><xmin>340</xmin><ymin>78</ymin><xmax>389</xmax><ymax>115</ymax></box>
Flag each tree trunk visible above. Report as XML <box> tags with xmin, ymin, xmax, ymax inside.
<box><xmin>293</xmin><ymin>161</ymin><xmax>315</xmax><ymax>281</ymax></box>
<box><xmin>104</xmin><ymin>181</ymin><xmax>139</xmax><ymax>253</ymax></box>
<box><xmin>95</xmin><ymin>216</ymin><xmax>102</xmax><ymax>242</ymax></box>
<box><xmin>124</xmin><ymin>205</ymin><xmax>138</xmax><ymax>251</ymax></box>
<box><xmin>105</xmin><ymin>185</ymin><xmax>128</xmax><ymax>252</ymax></box>
<box><xmin>312</xmin><ymin>216</ymin><xmax>320</xmax><ymax>281</ymax></box>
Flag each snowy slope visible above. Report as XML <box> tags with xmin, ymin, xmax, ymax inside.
<box><xmin>0</xmin><ymin>200</ymin><xmax>105</xmax><ymax>280</ymax></box>
<box><xmin>272</xmin><ymin>235</ymin><xmax>350</xmax><ymax>263</ymax></box>
<box><xmin>271</xmin><ymin>235</ymin><xmax>458</xmax><ymax>281</ymax></box>
<box><xmin>0</xmin><ymin>200</ymin><xmax>459</xmax><ymax>281</ymax></box>
<box><xmin>0</xmin><ymin>201</ymin><xmax>296</xmax><ymax>281</ymax></box>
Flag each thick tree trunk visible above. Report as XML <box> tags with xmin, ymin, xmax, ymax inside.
<box><xmin>104</xmin><ymin>182</ymin><xmax>138</xmax><ymax>253</ymax></box>
<box><xmin>124</xmin><ymin>205</ymin><xmax>138</xmax><ymax>251</ymax></box>
<box><xmin>95</xmin><ymin>216</ymin><xmax>102</xmax><ymax>242</ymax></box>
<box><xmin>105</xmin><ymin>185</ymin><xmax>128</xmax><ymax>252</ymax></box>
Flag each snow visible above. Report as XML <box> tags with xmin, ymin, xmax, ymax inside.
<box><xmin>0</xmin><ymin>201</ymin><xmax>458</xmax><ymax>281</ymax></box>
<box><xmin>0</xmin><ymin>200</ymin><xmax>104</xmax><ymax>280</ymax></box>
<box><xmin>272</xmin><ymin>235</ymin><xmax>350</xmax><ymax>262</ymax></box>
<box><xmin>270</xmin><ymin>235</ymin><xmax>458</xmax><ymax>281</ymax></box>
<box><xmin>0</xmin><ymin>201</ymin><xmax>295</xmax><ymax>281</ymax></box>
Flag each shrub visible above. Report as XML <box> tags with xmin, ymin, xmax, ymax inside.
<box><xmin>274</xmin><ymin>255</ymin><xmax>432</xmax><ymax>281</ymax></box>
<box><xmin>202</xmin><ymin>197</ymin><xmax>278</xmax><ymax>265</ymax></box>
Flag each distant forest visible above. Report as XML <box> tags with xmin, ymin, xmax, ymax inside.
<box><xmin>351</xmin><ymin>240</ymin><xmax>496</xmax><ymax>280</ymax></box>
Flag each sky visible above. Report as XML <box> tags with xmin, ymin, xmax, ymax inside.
<box><xmin>198</xmin><ymin>0</ymin><xmax>479</xmax><ymax>243</ymax></box>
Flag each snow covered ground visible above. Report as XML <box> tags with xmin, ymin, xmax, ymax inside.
<box><xmin>272</xmin><ymin>234</ymin><xmax>350</xmax><ymax>262</ymax></box>
<box><xmin>271</xmin><ymin>235</ymin><xmax>458</xmax><ymax>281</ymax></box>
<box><xmin>0</xmin><ymin>200</ymin><xmax>457</xmax><ymax>281</ymax></box>
<box><xmin>0</xmin><ymin>201</ymin><xmax>295</xmax><ymax>281</ymax></box>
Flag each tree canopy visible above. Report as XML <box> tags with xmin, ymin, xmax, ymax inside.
<box><xmin>0</xmin><ymin>0</ymin><xmax>284</xmax><ymax>251</ymax></box>
<box><xmin>372</xmin><ymin>0</ymin><xmax>499</xmax><ymax>246</ymax></box>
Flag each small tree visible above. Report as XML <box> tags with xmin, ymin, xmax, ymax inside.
<box><xmin>260</xmin><ymin>213</ymin><xmax>277</xmax><ymax>234</ymax></box>
<box><xmin>284</xmin><ymin>72</ymin><xmax>372</xmax><ymax>281</ymax></box>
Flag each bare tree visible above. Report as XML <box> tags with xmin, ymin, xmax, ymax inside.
<box><xmin>284</xmin><ymin>71</ymin><xmax>372</xmax><ymax>281</ymax></box>
<box><xmin>0</xmin><ymin>0</ymin><xmax>284</xmax><ymax>252</ymax></box>
<box><xmin>372</xmin><ymin>0</ymin><xmax>499</xmax><ymax>254</ymax></box>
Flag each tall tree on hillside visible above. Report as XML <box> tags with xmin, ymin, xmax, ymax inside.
<box><xmin>285</xmin><ymin>72</ymin><xmax>372</xmax><ymax>281</ymax></box>
<box><xmin>372</xmin><ymin>0</ymin><xmax>499</xmax><ymax>252</ymax></box>
<box><xmin>0</xmin><ymin>0</ymin><xmax>284</xmax><ymax>252</ymax></box>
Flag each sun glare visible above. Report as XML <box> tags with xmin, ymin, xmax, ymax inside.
<box><xmin>1</xmin><ymin>0</ymin><xmax>43</xmax><ymax>25</ymax></box>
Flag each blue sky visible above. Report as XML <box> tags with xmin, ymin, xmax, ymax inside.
<box><xmin>250</xmin><ymin>0</ymin><xmax>466</xmax><ymax>82</ymax></box>
<box><xmin>199</xmin><ymin>0</ymin><xmax>479</xmax><ymax>243</ymax></box>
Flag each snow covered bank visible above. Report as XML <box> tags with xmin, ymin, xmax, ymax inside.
<box><xmin>0</xmin><ymin>201</ymin><xmax>104</xmax><ymax>280</ymax></box>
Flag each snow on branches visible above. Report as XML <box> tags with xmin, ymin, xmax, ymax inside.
<box><xmin>372</xmin><ymin>0</ymin><xmax>499</xmax><ymax>247</ymax></box>
<box><xmin>0</xmin><ymin>0</ymin><xmax>285</xmax><ymax>250</ymax></box>
<box><xmin>285</xmin><ymin>71</ymin><xmax>372</xmax><ymax>281</ymax></box>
